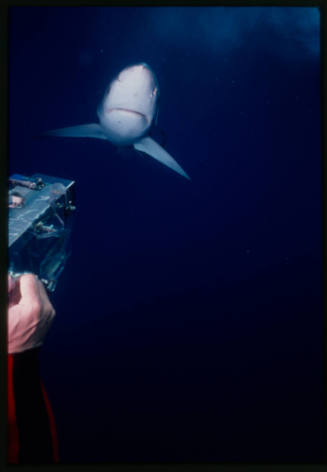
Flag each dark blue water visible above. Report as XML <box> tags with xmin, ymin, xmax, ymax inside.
<box><xmin>9</xmin><ymin>6</ymin><xmax>323</xmax><ymax>463</ymax></box>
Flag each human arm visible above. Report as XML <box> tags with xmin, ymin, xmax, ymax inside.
<box><xmin>7</xmin><ymin>273</ymin><xmax>59</xmax><ymax>463</ymax></box>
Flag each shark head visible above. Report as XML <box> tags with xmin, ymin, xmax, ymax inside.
<box><xmin>98</xmin><ymin>63</ymin><xmax>159</xmax><ymax>145</ymax></box>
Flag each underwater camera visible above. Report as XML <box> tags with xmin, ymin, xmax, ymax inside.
<box><xmin>8</xmin><ymin>173</ymin><xmax>76</xmax><ymax>292</ymax></box>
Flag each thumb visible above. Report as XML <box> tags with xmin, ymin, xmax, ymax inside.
<box><xmin>18</xmin><ymin>273</ymin><xmax>40</xmax><ymax>306</ymax></box>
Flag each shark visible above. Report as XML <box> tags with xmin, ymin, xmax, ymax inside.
<box><xmin>46</xmin><ymin>63</ymin><xmax>190</xmax><ymax>180</ymax></box>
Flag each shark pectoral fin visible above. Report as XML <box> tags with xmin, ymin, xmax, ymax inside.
<box><xmin>45</xmin><ymin>123</ymin><xmax>108</xmax><ymax>140</ymax></box>
<box><xmin>133</xmin><ymin>136</ymin><xmax>190</xmax><ymax>180</ymax></box>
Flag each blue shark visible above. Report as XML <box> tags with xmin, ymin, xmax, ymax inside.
<box><xmin>46</xmin><ymin>63</ymin><xmax>190</xmax><ymax>180</ymax></box>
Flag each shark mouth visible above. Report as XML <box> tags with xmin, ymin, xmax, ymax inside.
<box><xmin>106</xmin><ymin>107</ymin><xmax>149</xmax><ymax>123</ymax></box>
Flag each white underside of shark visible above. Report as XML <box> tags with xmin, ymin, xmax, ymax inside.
<box><xmin>46</xmin><ymin>63</ymin><xmax>190</xmax><ymax>180</ymax></box>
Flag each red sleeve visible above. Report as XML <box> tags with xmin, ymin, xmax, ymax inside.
<box><xmin>8</xmin><ymin>354</ymin><xmax>19</xmax><ymax>463</ymax></box>
<box><xmin>40</xmin><ymin>381</ymin><xmax>59</xmax><ymax>462</ymax></box>
<box><xmin>7</xmin><ymin>351</ymin><xmax>59</xmax><ymax>464</ymax></box>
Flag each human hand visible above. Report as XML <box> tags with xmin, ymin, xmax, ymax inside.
<box><xmin>7</xmin><ymin>273</ymin><xmax>56</xmax><ymax>354</ymax></box>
